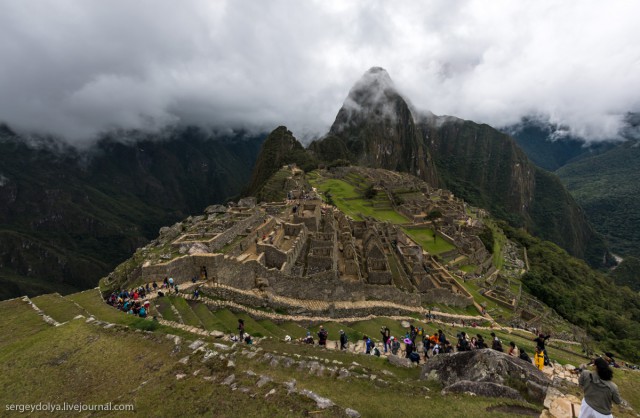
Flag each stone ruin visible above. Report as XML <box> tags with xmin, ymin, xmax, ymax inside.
<box><xmin>138</xmin><ymin>166</ymin><xmax>496</xmax><ymax>311</ymax></box>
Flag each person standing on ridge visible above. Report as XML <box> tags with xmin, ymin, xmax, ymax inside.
<box><xmin>339</xmin><ymin>330</ymin><xmax>348</xmax><ymax>350</ymax></box>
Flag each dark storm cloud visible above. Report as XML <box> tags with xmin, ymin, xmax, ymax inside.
<box><xmin>0</xmin><ymin>0</ymin><xmax>639</xmax><ymax>145</ymax></box>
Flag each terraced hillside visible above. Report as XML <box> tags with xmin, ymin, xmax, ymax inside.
<box><xmin>1</xmin><ymin>287</ymin><xmax>638</xmax><ymax>417</ymax></box>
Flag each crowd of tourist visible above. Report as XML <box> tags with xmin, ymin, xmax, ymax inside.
<box><xmin>104</xmin><ymin>276</ymin><xmax>193</xmax><ymax>318</ymax></box>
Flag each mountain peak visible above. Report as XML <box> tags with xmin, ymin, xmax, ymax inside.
<box><xmin>343</xmin><ymin>67</ymin><xmax>397</xmax><ymax>110</ymax></box>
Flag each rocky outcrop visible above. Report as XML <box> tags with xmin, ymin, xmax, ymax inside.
<box><xmin>441</xmin><ymin>380</ymin><xmax>523</xmax><ymax>400</ymax></box>
<box><xmin>420</xmin><ymin>349</ymin><xmax>550</xmax><ymax>401</ymax></box>
<box><xmin>310</xmin><ymin>67</ymin><xmax>438</xmax><ymax>186</ymax></box>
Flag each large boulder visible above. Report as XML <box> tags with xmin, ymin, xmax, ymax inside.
<box><xmin>421</xmin><ymin>349</ymin><xmax>550</xmax><ymax>401</ymax></box>
<box><xmin>442</xmin><ymin>380</ymin><xmax>523</xmax><ymax>400</ymax></box>
<box><xmin>387</xmin><ymin>355</ymin><xmax>415</xmax><ymax>368</ymax></box>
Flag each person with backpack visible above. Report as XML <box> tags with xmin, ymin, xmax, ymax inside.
<box><xmin>534</xmin><ymin>333</ymin><xmax>551</xmax><ymax>366</ymax></box>
<box><xmin>490</xmin><ymin>332</ymin><xmax>503</xmax><ymax>352</ymax></box>
<box><xmin>391</xmin><ymin>337</ymin><xmax>401</xmax><ymax>355</ymax></box>
<box><xmin>508</xmin><ymin>341</ymin><xmax>520</xmax><ymax>358</ymax></box>
<box><xmin>363</xmin><ymin>336</ymin><xmax>372</xmax><ymax>354</ymax></box>
<box><xmin>404</xmin><ymin>338</ymin><xmax>414</xmax><ymax>358</ymax></box>
<box><xmin>422</xmin><ymin>333</ymin><xmax>431</xmax><ymax>360</ymax></box>
<box><xmin>476</xmin><ymin>334</ymin><xmax>486</xmax><ymax>349</ymax></box>
<box><xmin>579</xmin><ymin>358</ymin><xmax>622</xmax><ymax>418</ymax></box>
<box><xmin>339</xmin><ymin>330</ymin><xmax>348</xmax><ymax>350</ymax></box>
<box><xmin>317</xmin><ymin>325</ymin><xmax>328</xmax><ymax>346</ymax></box>
<box><xmin>409</xmin><ymin>325</ymin><xmax>418</xmax><ymax>346</ymax></box>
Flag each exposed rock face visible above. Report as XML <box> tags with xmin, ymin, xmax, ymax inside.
<box><xmin>310</xmin><ymin>67</ymin><xmax>438</xmax><ymax>185</ymax></box>
<box><xmin>387</xmin><ymin>355</ymin><xmax>415</xmax><ymax>368</ymax></box>
<box><xmin>418</xmin><ymin>114</ymin><xmax>608</xmax><ymax>266</ymax></box>
<box><xmin>441</xmin><ymin>380</ymin><xmax>523</xmax><ymax>400</ymax></box>
<box><xmin>420</xmin><ymin>349</ymin><xmax>550</xmax><ymax>401</ymax></box>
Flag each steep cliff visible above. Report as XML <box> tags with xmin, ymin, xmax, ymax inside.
<box><xmin>418</xmin><ymin>115</ymin><xmax>610</xmax><ymax>266</ymax></box>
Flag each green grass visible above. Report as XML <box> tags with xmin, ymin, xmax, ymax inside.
<box><xmin>31</xmin><ymin>293</ymin><xmax>87</xmax><ymax>323</ymax></box>
<box><xmin>403</xmin><ymin>227</ymin><xmax>456</xmax><ymax>255</ymax></box>
<box><xmin>155</xmin><ymin>297</ymin><xmax>179</xmax><ymax>322</ymax></box>
<box><xmin>0</xmin><ymin>299</ymin><xmax>51</xmax><ymax>348</ymax></box>
<box><xmin>210</xmin><ymin>308</ymin><xmax>241</xmax><ymax>334</ymax></box>
<box><xmin>257</xmin><ymin>319</ymin><xmax>289</xmax><ymax>338</ymax></box>
<box><xmin>276</xmin><ymin>321</ymin><xmax>309</xmax><ymax>339</ymax></box>
<box><xmin>190</xmin><ymin>302</ymin><xmax>224</xmax><ymax>331</ymax></box>
<box><xmin>310</xmin><ymin>177</ymin><xmax>409</xmax><ymax>223</ymax></box>
<box><xmin>460</xmin><ymin>264</ymin><xmax>478</xmax><ymax>273</ymax></box>
<box><xmin>168</xmin><ymin>296</ymin><xmax>202</xmax><ymax>328</ymax></box>
<box><xmin>66</xmin><ymin>289</ymin><xmax>132</xmax><ymax>324</ymax></box>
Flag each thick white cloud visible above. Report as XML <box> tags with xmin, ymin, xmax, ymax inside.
<box><xmin>0</xmin><ymin>0</ymin><xmax>639</xmax><ymax>144</ymax></box>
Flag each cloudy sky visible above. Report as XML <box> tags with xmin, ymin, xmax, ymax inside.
<box><xmin>1</xmin><ymin>0</ymin><xmax>639</xmax><ymax>145</ymax></box>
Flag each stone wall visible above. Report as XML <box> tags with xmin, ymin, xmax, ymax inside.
<box><xmin>367</xmin><ymin>270</ymin><xmax>393</xmax><ymax>285</ymax></box>
<box><xmin>422</xmin><ymin>287</ymin><xmax>473</xmax><ymax>307</ymax></box>
<box><xmin>207</xmin><ymin>212</ymin><xmax>265</xmax><ymax>251</ymax></box>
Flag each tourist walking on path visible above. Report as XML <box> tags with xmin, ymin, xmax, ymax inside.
<box><xmin>579</xmin><ymin>358</ymin><xmax>622</xmax><ymax>418</ymax></box>
<box><xmin>381</xmin><ymin>326</ymin><xmax>391</xmax><ymax>353</ymax></box>
<box><xmin>534</xmin><ymin>346</ymin><xmax>545</xmax><ymax>371</ymax></box>
<box><xmin>238</xmin><ymin>319</ymin><xmax>245</xmax><ymax>341</ymax></box>
<box><xmin>339</xmin><ymin>330</ymin><xmax>348</xmax><ymax>350</ymax></box>
<box><xmin>317</xmin><ymin>325</ymin><xmax>328</xmax><ymax>346</ymax></box>
<box><xmin>391</xmin><ymin>337</ymin><xmax>400</xmax><ymax>355</ymax></box>
<box><xmin>534</xmin><ymin>333</ymin><xmax>551</xmax><ymax>365</ymax></box>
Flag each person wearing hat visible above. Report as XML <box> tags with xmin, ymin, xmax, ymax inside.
<box><xmin>339</xmin><ymin>330</ymin><xmax>348</xmax><ymax>350</ymax></box>
<box><xmin>404</xmin><ymin>337</ymin><xmax>413</xmax><ymax>358</ymax></box>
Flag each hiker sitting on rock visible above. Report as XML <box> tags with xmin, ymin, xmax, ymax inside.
<box><xmin>456</xmin><ymin>332</ymin><xmax>470</xmax><ymax>352</ymax></box>
<box><xmin>302</xmin><ymin>332</ymin><xmax>314</xmax><ymax>345</ymax></box>
<box><xmin>490</xmin><ymin>332</ymin><xmax>503</xmax><ymax>352</ymax></box>
<box><xmin>508</xmin><ymin>341</ymin><xmax>520</xmax><ymax>358</ymax></box>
